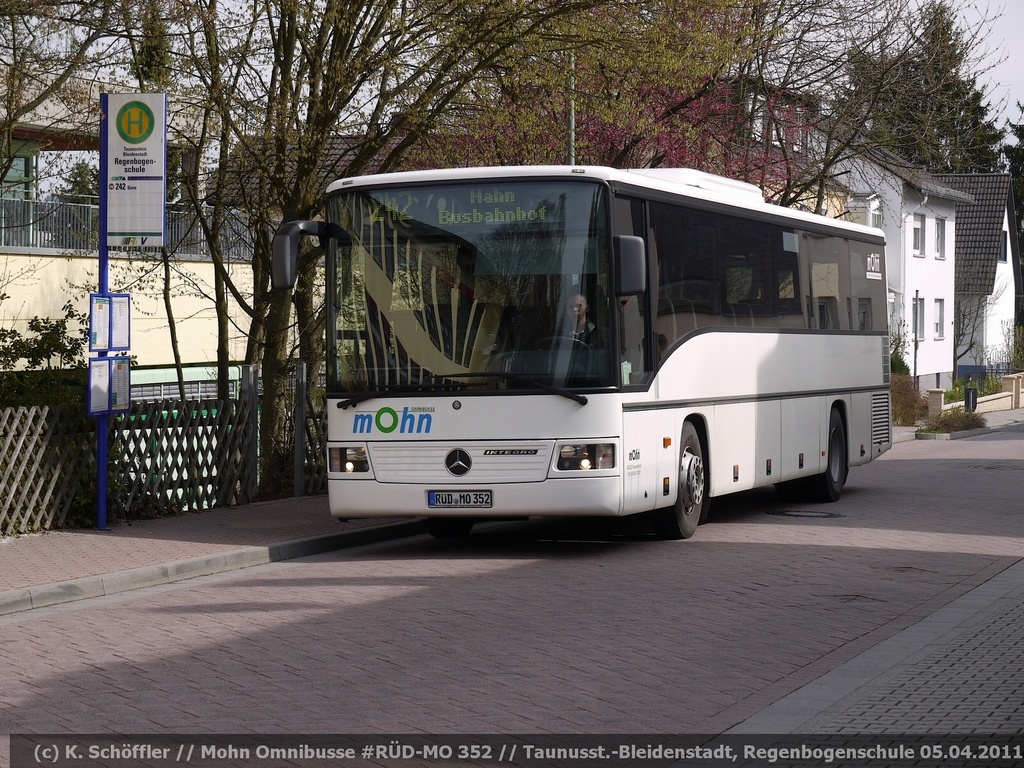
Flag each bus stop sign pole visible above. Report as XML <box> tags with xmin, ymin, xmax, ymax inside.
<box><xmin>93</xmin><ymin>92</ymin><xmax>167</xmax><ymax>530</ymax></box>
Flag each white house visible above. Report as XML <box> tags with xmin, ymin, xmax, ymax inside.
<box><xmin>933</xmin><ymin>173</ymin><xmax>1022</xmax><ymax>377</ymax></box>
<box><xmin>841</xmin><ymin>152</ymin><xmax>973</xmax><ymax>390</ymax></box>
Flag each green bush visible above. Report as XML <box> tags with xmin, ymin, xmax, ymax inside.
<box><xmin>945</xmin><ymin>375</ymin><xmax>1002</xmax><ymax>404</ymax></box>
<box><xmin>0</xmin><ymin>300</ymin><xmax>88</xmax><ymax>407</ymax></box>
<box><xmin>0</xmin><ymin>369</ymin><xmax>87</xmax><ymax>407</ymax></box>
<box><xmin>891</xmin><ymin>374</ymin><xmax>926</xmax><ymax>426</ymax></box>
<box><xmin>890</xmin><ymin>350</ymin><xmax>910</xmax><ymax>376</ymax></box>
<box><xmin>922</xmin><ymin>407</ymin><xmax>985</xmax><ymax>434</ymax></box>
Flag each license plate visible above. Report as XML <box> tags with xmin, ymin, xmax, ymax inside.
<box><xmin>427</xmin><ymin>490</ymin><xmax>492</xmax><ymax>509</ymax></box>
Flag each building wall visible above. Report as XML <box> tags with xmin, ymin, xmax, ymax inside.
<box><xmin>984</xmin><ymin>210</ymin><xmax>1020</xmax><ymax>367</ymax></box>
<box><xmin>0</xmin><ymin>248</ymin><xmax>252</xmax><ymax>368</ymax></box>
<box><xmin>900</xmin><ymin>190</ymin><xmax>957</xmax><ymax>389</ymax></box>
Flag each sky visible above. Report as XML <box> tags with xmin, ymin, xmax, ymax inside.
<box><xmin>963</xmin><ymin>1</ymin><xmax>1024</xmax><ymax>131</ymax></box>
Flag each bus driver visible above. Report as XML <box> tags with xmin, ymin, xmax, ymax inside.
<box><xmin>566</xmin><ymin>293</ymin><xmax>611</xmax><ymax>348</ymax></box>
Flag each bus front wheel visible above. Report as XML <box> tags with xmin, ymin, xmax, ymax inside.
<box><xmin>651</xmin><ymin>422</ymin><xmax>708</xmax><ymax>540</ymax></box>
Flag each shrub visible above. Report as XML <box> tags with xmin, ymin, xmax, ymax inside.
<box><xmin>922</xmin><ymin>407</ymin><xmax>985</xmax><ymax>434</ymax></box>
<box><xmin>945</xmin><ymin>375</ymin><xmax>1002</xmax><ymax>404</ymax></box>
<box><xmin>891</xmin><ymin>374</ymin><xmax>926</xmax><ymax>426</ymax></box>
<box><xmin>890</xmin><ymin>350</ymin><xmax>910</xmax><ymax>376</ymax></box>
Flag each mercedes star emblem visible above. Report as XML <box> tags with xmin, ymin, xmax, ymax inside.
<box><xmin>445</xmin><ymin>449</ymin><xmax>472</xmax><ymax>476</ymax></box>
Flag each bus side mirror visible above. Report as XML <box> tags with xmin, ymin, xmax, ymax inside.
<box><xmin>272</xmin><ymin>220</ymin><xmax>330</xmax><ymax>290</ymax></box>
<box><xmin>272</xmin><ymin>220</ymin><xmax>320</xmax><ymax>290</ymax></box>
<box><xmin>614</xmin><ymin>235</ymin><xmax>646</xmax><ymax>296</ymax></box>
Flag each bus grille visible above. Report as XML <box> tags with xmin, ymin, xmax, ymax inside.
<box><xmin>369</xmin><ymin>442</ymin><xmax>554</xmax><ymax>483</ymax></box>
<box><xmin>871</xmin><ymin>392</ymin><xmax>891</xmax><ymax>444</ymax></box>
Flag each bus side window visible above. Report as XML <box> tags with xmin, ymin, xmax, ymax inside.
<box><xmin>650</xmin><ymin>202</ymin><xmax>721</xmax><ymax>347</ymax></box>
<box><xmin>806</xmin><ymin>234</ymin><xmax>850</xmax><ymax>330</ymax></box>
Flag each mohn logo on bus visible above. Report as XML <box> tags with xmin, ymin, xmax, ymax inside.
<box><xmin>352</xmin><ymin>406</ymin><xmax>433</xmax><ymax>434</ymax></box>
<box><xmin>866</xmin><ymin>252</ymin><xmax>882</xmax><ymax>280</ymax></box>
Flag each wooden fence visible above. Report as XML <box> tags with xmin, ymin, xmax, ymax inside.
<box><xmin>0</xmin><ymin>398</ymin><xmax>256</xmax><ymax>536</ymax></box>
<box><xmin>0</xmin><ymin>366</ymin><xmax>332</xmax><ymax>537</ymax></box>
<box><xmin>0</xmin><ymin>406</ymin><xmax>97</xmax><ymax>534</ymax></box>
<box><xmin>114</xmin><ymin>397</ymin><xmax>259</xmax><ymax>516</ymax></box>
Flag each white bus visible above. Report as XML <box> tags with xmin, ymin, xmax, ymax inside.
<box><xmin>273</xmin><ymin>166</ymin><xmax>891</xmax><ymax>539</ymax></box>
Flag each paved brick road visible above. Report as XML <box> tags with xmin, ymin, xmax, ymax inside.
<box><xmin>1</xmin><ymin>420</ymin><xmax>1022</xmax><ymax>767</ymax></box>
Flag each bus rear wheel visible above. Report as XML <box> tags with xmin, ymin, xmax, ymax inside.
<box><xmin>651</xmin><ymin>422</ymin><xmax>708</xmax><ymax>540</ymax></box>
<box><xmin>424</xmin><ymin>517</ymin><xmax>475</xmax><ymax>539</ymax></box>
<box><xmin>808</xmin><ymin>407</ymin><xmax>848</xmax><ymax>502</ymax></box>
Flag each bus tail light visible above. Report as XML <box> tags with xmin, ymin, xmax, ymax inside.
<box><xmin>557</xmin><ymin>443</ymin><xmax>615</xmax><ymax>471</ymax></box>
<box><xmin>329</xmin><ymin>446</ymin><xmax>369</xmax><ymax>473</ymax></box>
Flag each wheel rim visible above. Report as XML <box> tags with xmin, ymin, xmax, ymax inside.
<box><xmin>679</xmin><ymin>448</ymin><xmax>704</xmax><ymax>511</ymax></box>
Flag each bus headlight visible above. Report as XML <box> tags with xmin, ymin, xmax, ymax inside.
<box><xmin>329</xmin><ymin>446</ymin><xmax>369</xmax><ymax>473</ymax></box>
<box><xmin>557</xmin><ymin>443</ymin><xmax>615</xmax><ymax>471</ymax></box>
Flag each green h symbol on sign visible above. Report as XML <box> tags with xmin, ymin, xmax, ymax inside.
<box><xmin>116</xmin><ymin>101</ymin><xmax>156</xmax><ymax>144</ymax></box>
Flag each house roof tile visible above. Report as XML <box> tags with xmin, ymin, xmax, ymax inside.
<box><xmin>933</xmin><ymin>173</ymin><xmax>1013</xmax><ymax>293</ymax></box>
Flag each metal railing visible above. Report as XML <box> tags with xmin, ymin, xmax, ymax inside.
<box><xmin>0</xmin><ymin>196</ymin><xmax>255</xmax><ymax>261</ymax></box>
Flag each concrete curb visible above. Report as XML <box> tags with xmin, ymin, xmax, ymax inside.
<box><xmin>897</xmin><ymin>414</ymin><xmax>1024</xmax><ymax>443</ymax></box>
<box><xmin>0</xmin><ymin>520</ymin><xmax>423</xmax><ymax>618</ymax></box>
<box><xmin>915</xmin><ymin>426</ymin><xmax>992</xmax><ymax>440</ymax></box>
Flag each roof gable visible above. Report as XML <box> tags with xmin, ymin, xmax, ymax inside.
<box><xmin>933</xmin><ymin>173</ymin><xmax>1014</xmax><ymax>293</ymax></box>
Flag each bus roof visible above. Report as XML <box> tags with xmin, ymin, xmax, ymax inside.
<box><xmin>326</xmin><ymin>165</ymin><xmax>884</xmax><ymax>240</ymax></box>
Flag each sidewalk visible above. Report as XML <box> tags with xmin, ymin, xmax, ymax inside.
<box><xmin>0</xmin><ymin>495</ymin><xmax>420</xmax><ymax>616</ymax></box>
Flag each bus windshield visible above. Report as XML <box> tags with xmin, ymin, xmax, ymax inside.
<box><xmin>326</xmin><ymin>180</ymin><xmax>616</xmax><ymax>394</ymax></box>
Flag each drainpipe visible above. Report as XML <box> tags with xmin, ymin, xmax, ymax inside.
<box><xmin>913</xmin><ymin>289</ymin><xmax>920</xmax><ymax>388</ymax></box>
<box><xmin>907</xmin><ymin>190</ymin><xmax>929</xmax><ymax>390</ymax></box>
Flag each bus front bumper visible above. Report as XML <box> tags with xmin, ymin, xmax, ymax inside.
<box><xmin>328</xmin><ymin>477</ymin><xmax>625</xmax><ymax>519</ymax></box>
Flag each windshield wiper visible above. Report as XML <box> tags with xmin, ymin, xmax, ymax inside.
<box><xmin>335</xmin><ymin>381</ymin><xmax>473</xmax><ymax>409</ymax></box>
<box><xmin>337</xmin><ymin>373</ymin><xmax>589</xmax><ymax>409</ymax></box>
<box><xmin>527</xmin><ymin>379</ymin><xmax>588</xmax><ymax>406</ymax></box>
<box><xmin>434</xmin><ymin>371</ymin><xmax>588</xmax><ymax>406</ymax></box>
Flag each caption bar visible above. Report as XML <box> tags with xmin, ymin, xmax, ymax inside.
<box><xmin>11</xmin><ymin>734</ymin><xmax>1024</xmax><ymax>767</ymax></box>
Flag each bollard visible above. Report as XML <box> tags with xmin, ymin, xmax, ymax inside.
<box><xmin>964</xmin><ymin>387</ymin><xmax>978</xmax><ymax>413</ymax></box>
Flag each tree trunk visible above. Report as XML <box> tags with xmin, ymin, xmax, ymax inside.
<box><xmin>256</xmin><ymin>288</ymin><xmax>294</xmax><ymax>498</ymax></box>
<box><xmin>162</xmin><ymin>247</ymin><xmax>186</xmax><ymax>400</ymax></box>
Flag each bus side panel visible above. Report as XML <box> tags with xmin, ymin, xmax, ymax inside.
<box><xmin>709</xmin><ymin>402</ymin><xmax>756</xmax><ymax>496</ymax></box>
<box><xmin>758</xmin><ymin>400</ymin><xmax>782</xmax><ymax>487</ymax></box>
<box><xmin>709</xmin><ymin>400</ymin><xmax>781</xmax><ymax>496</ymax></box>
<box><xmin>781</xmin><ymin>396</ymin><xmax>823</xmax><ymax>482</ymax></box>
<box><xmin>848</xmin><ymin>390</ymin><xmax>879</xmax><ymax>467</ymax></box>
<box><xmin>620</xmin><ymin>409</ymin><xmax>673</xmax><ymax>515</ymax></box>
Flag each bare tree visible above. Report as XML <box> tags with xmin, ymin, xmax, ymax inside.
<box><xmin>953</xmin><ymin>281</ymin><xmax>1006</xmax><ymax>378</ymax></box>
<box><xmin>0</xmin><ymin>1</ymin><xmax>123</xmax><ymax>188</ymax></box>
<box><xmin>167</xmin><ymin>0</ymin><xmax>597</xmax><ymax>497</ymax></box>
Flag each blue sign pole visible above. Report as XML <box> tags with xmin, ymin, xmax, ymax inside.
<box><xmin>97</xmin><ymin>93</ymin><xmax>110</xmax><ymax>531</ymax></box>
<box><xmin>93</xmin><ymin>92</ymin><xmax>165</xmax><ymax>530</ymax></box>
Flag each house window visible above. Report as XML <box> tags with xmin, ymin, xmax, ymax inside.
<box><xmin>847</xmin><ymin>195</ymin><xmax>882</xmax><ymax>228</ymax></box>
<box><xmin>935</xmin><ymin>218</ymin><xmax>946</xmax><ymax>259</ymax></box>
<box><xmin>913</xmin><ymin>214</ymin><xmax>926</xmax><ymax>256</ymax></box>
<box><xmin>0</xmin><ymin>156</ymin><xmax>33</xmax><ymax>200</ymax></box>
<box><xmin>934</xmin><ymin>299</ymin><xmax>944</xmax><ymax>339</ymax></box>
<box><xmin>912</xmin><ymin>296</ymin><xmax>925</xmax><ymax>340</ymax></box>
<box><xmin>999</xmin><ymin>230</ymin><xmax>1008</xmax><ymax>262</ymax></box>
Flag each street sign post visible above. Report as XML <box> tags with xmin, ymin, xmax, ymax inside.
<box><xmin>94</xmin><ymin>92</ymin><xmax>167</xmax><ymax>530</ymax></box>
